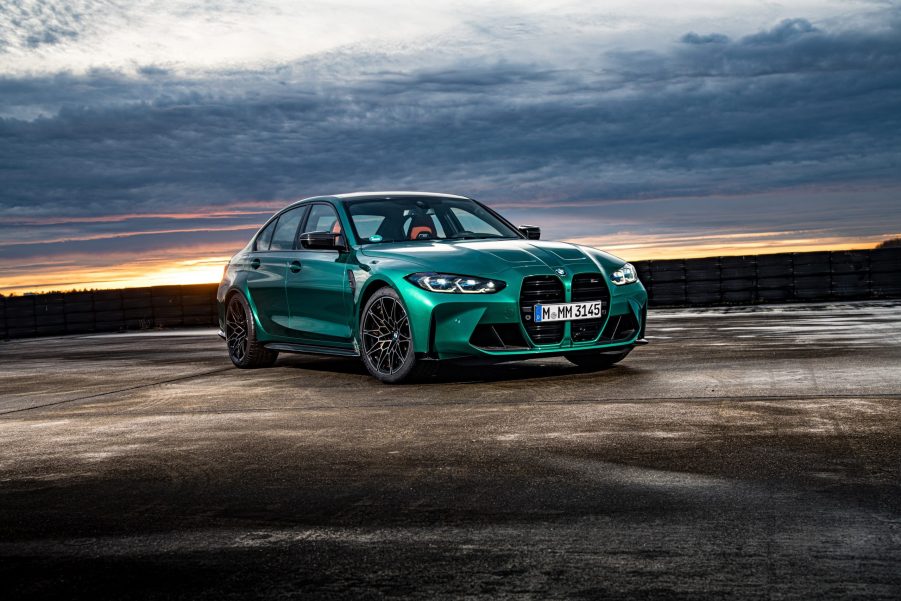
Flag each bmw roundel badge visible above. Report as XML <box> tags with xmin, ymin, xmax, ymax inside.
<box><xmin>555</xmin><ymin>268</ymin><xmax>566</xmax><ymax>276</ymax></box>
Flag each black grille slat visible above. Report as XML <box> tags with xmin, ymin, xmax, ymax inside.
<box><xmin>520</xmin><ymin>276</ymin><xmax>565</xmax><ymax>345</ymax></box>
<box><xmin>570</xmin><ymin>273</ymin><xmax>611</xmax><ymax>342</ymax></box>
<box><xmin>470</xmin><ymin>324</ymin><xmax>530</xmax><ymax>351</ymax></box>
<box><xmin>519</xmin><ymin>273</ymin><xmax>613</xmax><ymax>345</ymax></box>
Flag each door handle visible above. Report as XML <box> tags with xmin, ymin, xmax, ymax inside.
<box><xmin>250</xmin><ymin>258</ymin><xmax>261</xmax><ymax>270</ymax></box>
<box><xmin>289</xmin><ymin>260</ymin><xmax>302</xmax><ymax>273</ymax></box>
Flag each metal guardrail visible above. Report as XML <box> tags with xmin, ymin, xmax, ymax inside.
<box><xmin>1</xmin><ymin>249</ymin><xmax>899</xmax><ymax>339</ymax></box>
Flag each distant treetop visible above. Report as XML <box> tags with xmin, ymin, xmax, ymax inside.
<box><xmin>876</xmin><ymin>237</ymin><xmax>901</xmax><ymax>249</ymax></box>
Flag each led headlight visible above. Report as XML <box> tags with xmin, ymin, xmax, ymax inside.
<box><xmin>406</xmin><ymin>273</ymin><xmax>506</xmax><ymax>294</ymax></box>
<box><xmin>610</xmin><ymin>263</ymin><xmax>638</xmax><ymax>286</ymax></box>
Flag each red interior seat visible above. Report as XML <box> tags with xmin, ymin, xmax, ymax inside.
<box><xmin>408</xmin><ymin>214</ymin><xmax>436</xmax><ymax>239</ymax></box>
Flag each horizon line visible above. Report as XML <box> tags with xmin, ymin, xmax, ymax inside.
<box><xmin>3</xmin><ymin>241</ymin><xmax>895</xmax><ymax>297</ymax></box>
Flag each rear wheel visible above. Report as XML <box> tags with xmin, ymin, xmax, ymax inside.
<box><xmin>225</xmin><ymin>293</ymin><xmax>278</xmax><ymax>368</ymax></box>
<box><xmin>565</xmin><ymin>349</ymin><xmax>630</xmax><ymax>370</ymax></box>
<box><xmin>360</xmin><ymin>287</ymin><xmax>436</xmax><ymax>383</ymax></box>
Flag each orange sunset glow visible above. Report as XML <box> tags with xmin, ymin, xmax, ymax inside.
<box><xmin>571</xmin><ymin>232</ymin><xmax>894</xmax><ymax>261</ymax></box>
<box><xmin>0</xmin><ymin>256</ymin><xmax>232</xmax><ymax>296</ymax></box>
<box><xmin>1</xmin><ymin>228</ymin><xmax>892</xmax><ymax>296</ymax></box>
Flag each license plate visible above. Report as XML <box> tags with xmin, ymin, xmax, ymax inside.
<box><xmin>534</xmin><ymin>301</ymin><xmax>603</xmax><ymax>323</ymax></box>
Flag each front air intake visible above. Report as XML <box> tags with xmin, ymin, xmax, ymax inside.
<box><xmin>520</xmin><ymin>276</ymin><xmax>565</xmax><ymax>344</ymax></box>
<box><xmin>469</xmin><ymin>324</ymin><xmax>530</xmax><ymax>350</ymax></box>
<box><xmin>600</xmin><ymin>310</ymin><xmax>638</xmax><ymax>342</ymax></box>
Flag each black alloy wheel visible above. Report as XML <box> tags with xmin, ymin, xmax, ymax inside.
<box><xmin>225</xmin><ymin>293</ymin><xmax>278</xmax><ymax>368</ymax></box>
<box><xmin>360</xmin><ymin>287</ymin><xmax>435</xmax><ymax>383</ymax></box>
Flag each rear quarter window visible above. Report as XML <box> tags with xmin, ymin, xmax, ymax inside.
<box><xmin>254</xmin><ymin>220</ymin><xmax>277</xmax><ymax>251</ymax></box>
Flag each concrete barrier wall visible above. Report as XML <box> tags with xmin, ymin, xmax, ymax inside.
<box><xmin>1</xmin><ymin>248</ymin><xmax>899</xmax><ymax>339</ymax></box>
<box><xmin>633</xmin><ymin>248</ymin><xmax>901</xmax><ymax>308</ymax></box>
<box><xmin>0</xmin><ymin>284</ymin><xmax>218</xmax><ymax>340</ymax></box>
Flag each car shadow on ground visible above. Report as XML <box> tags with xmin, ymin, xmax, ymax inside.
<box><xmin>273</xmin><ymin>353</ymin><xmax>634</xmax><ymax>384</ymax></box>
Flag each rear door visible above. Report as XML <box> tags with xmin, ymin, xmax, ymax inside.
<box><xmin>245</xmin><ymin>205</ymin><xmax>307</xmax><ymax>337</ymax></box>
<box><xmin>285</xmin><ymin>203</ymin><xmax>354</xmax><ymax>345</ymax></box>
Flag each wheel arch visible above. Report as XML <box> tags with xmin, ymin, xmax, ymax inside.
<box><xmin>222</xmin><ymin>285</ymin><xmax>279</xmax><ymax>369</ymax></box>
<box><xmin>357</xmin><ymin>277</ymin><xmax>395</xmax><ymax>315</ymax></box>
<box><xmin>224</xmin><ymin>286</ymin><xmax>245</xmax><ymax>304</ymax></box>
<box><xmin>355</xmin><ymin>277</ymin><xmax>395</xmax><ymax>340</ymax></box>
<box><xmin>218</xmin><ymin>286</ymin><xmax>244</xmax><ymax>331</ymax></box>
<box><xmin>223</xmin><ymin>287</ymin><xmax>251</xmax><ymax>327</ymax></box>
<box><xmin>355</xmin><ymin>276</ymin><xmax>432</xmax><ymax>356</ymax></box>
<box><xmin>223</xmin><ymin>285</ymin><xmax>270</xmax><ymax>342</ymax></box>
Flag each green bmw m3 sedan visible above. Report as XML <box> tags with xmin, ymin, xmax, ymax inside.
<box><xmin>218</xmin><ymin>192</ymin><xmax>648</xmax><ymax>383</ymax></box>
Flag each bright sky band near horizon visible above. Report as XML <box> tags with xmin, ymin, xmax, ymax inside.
<box><xmin>1</xmin><ymin>1</ymin><xmax>900</xmax><ymax>295</ymax></box>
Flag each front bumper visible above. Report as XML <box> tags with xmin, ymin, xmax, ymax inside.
<box><xmin>400</xmin><ymin>278</ymin><xmax>648</xmax><ymax>360</ymax></box>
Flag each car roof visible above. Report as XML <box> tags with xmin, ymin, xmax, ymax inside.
<box><xmin>333</xmin><ymin>191</ymin><xmax>470</xmax><ymax>200</ymax></box>
<box><xmin>287</xmin><ymin>191</ymin><xmax>471</xmax><ymax>208</ymax></box>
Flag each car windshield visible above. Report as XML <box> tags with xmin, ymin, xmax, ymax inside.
<box><xmin>346</xmin><ymin>197</ymin><xmax>520</xmax><ymax>244</ymax></box>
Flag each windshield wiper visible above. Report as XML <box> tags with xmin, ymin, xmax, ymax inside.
<box><xmin>447</xmin><ymin>233</ymin><xmax>515</xmax><ymax>240</ymax></box>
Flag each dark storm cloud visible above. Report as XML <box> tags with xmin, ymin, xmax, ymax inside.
<box><xmin>680</xmin><ymin>32</ymin><xmax>730</xmax><ymax>45</ymax></box>
<box><xmin>0</xmin><ymin>211</ymin><xmax>274</xmax><ymax>246</ymax></box>
<box><xmin>671</xmin><ymin>16</ymin><xmax>901</xmax><ymax>76</ymax></box>
<box><xmin>1</xmin><ymin>10</ymin><xmax>900</xmax><ymax>260</ymax></box>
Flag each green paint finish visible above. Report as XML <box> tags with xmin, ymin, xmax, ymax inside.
<box><xmin>218</xmin><ymin>193</ymin><xmax>647</xmax><ymax>362</ymax></box>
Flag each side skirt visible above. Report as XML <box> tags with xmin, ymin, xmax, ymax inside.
<box><xmin>263</xmin><ymin>342</ymin><xmax>360</xmax><ymax>358</ymax></box>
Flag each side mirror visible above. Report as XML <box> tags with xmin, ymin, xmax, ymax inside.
<box><xmin>518</xmin><ymin>225</ymin><xmax>541</xmax><ymax>240</ymax></box>
<box><xmin>299</xmin><ymin>231</ymin><xmax>346</xmax><ymax>250</ymax></box>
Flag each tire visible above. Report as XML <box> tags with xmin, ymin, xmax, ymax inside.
<box><xmin>360</xmin><ymin>287</ymin><xmax>436</xmax><ymax>383</ymax></box>
<box><xmin>225</xmin><ymin>293</ymin><xmax>278</xmax><ymax>369</ymax></box>
<box><xmin>565</xmin><ymin>349</ymin><xmax>630</xmax><ymax>370</ymax></box>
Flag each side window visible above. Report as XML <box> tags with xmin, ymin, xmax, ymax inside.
<box><xmin>303</xmin><ymin>204</ymin><xmax>341</xmax><ymax>235</ymax></box>
<box><xmin>269</xmin><ymin>206</ymin><xmax>306</xmax><ymax>251</ymax></box>
<box><xmin>254</xmin><ymin>219</ymin><xmax>277</xmax><ymax>251</ymax></box>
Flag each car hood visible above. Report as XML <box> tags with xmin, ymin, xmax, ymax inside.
<box><xmin>358</xmin><ymin>239</ymin><xmax>626</xmax><ymax>278</ymax></box>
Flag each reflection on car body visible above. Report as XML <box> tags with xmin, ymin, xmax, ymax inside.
<box><xmin>218</xmin><ymin>192</ymin><xmax>648</xmax><ymax>383</ymax></box>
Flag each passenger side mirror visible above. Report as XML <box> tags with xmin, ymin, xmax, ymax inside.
<box><xmin>299</xmin><ymin>231</ymin><xmax>346</xmax><ymax>251</ymax></box>
<box><xmin>518</xmin><ymin>225</ymin><xmax>541</xmax><ymax>240</ymax></box>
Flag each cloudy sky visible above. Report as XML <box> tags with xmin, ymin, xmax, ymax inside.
<box><xmin>1</xmin><ymin>0</ymin><xmax>900</xmax><ymax>293</ymax></box>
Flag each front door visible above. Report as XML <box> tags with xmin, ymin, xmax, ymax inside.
<box><xmin>285</xmin><ymin>203</ymin><xmax>354</xmax><ymax>345</ymax></box>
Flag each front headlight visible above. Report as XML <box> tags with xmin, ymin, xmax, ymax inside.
<box><xmin>610</xmin><ymin>263</ymin><xmax>638</xmax><ymax>286</ymax></box>
<box><xmin>406</xmin><ymin>273</ymin><xmax>506</xmax><ymax>294</ymax></box>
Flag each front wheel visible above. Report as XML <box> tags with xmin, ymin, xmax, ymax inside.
<box><xmin>360</xmin><ymin>288</ymin><xmax>435</xmax><ymax>383</ymax></box>
<box><xmin>565</xmin><ymin>349</ymin><xmax>630</xmax><ymax>370</ymax></box>
<box><xmin>225</xmin><ymin>293</ymin><xmax>278</xmax><ymax>368</ymax></box>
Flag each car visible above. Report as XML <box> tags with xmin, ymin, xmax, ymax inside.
<box><xmin>217</xmin><ymin>192</ymin><xmax>648</xmax><ymax>383</ymax></box>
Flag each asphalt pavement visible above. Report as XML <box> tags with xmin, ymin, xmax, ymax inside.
<box><xmin>1</xmin><ymin>301</ymin><xmax>900</xmax><ymax>599</ymax></box>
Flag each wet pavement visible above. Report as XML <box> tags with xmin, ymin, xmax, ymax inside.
<box><xmin>1</xmin><ymin>301</ymin><xmax>900</xmax><ymax>599</ymax></box>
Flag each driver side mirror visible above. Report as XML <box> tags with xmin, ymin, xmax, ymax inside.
<box><xmin>298</xmin><ymin>231</ymin><xmax>346</xmax><ymax>251</ymax></box>
<box><xmin>518</xmin><ymin>225</ymin><xmax>541</xmax><ymax>240</ymax></box>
